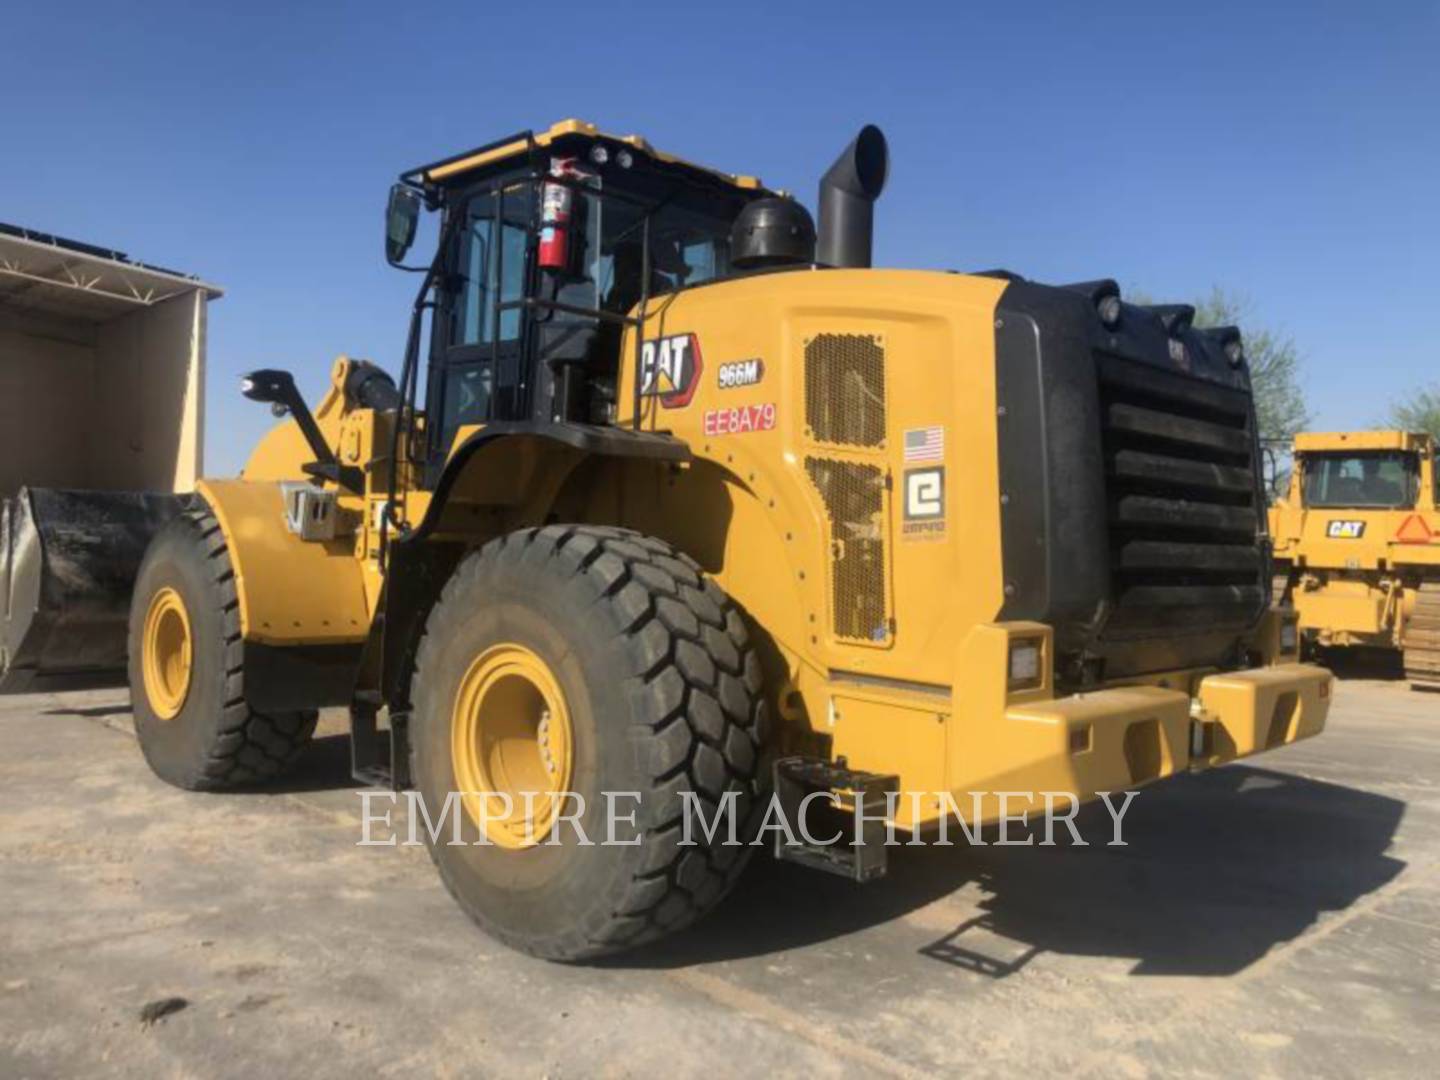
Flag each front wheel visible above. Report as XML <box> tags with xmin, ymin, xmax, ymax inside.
<box><xmin>127</xmin><ymin>508</ymin><xmax>317</xmax><ymax>790</ymax></box>
<box><xmin>410</xmin><ymin>525</ymin><xmax>768</xmax><ymax>961</ymax></box>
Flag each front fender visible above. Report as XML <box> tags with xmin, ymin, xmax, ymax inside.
<box><xmin>197</xmin><ymin>479</ymin><xmax>369</xmax><ymax>646</ymax></box>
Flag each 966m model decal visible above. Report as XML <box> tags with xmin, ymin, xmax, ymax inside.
<box><xmin>717</xmin><ymin>358</ymin><xmax>764</xmax><ymax>389</ymax></box>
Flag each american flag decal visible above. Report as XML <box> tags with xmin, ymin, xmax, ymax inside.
<box><xmin>903</xmin><ymin>426</ymin><xmax>944</xmax><ymax>462</ymax></box>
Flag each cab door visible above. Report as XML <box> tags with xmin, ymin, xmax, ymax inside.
<box><xmin>428</xmin><ymin>183</ymin><xmax>534</xmax><ymax>470</ymax></box>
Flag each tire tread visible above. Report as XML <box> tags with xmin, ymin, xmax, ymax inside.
<box><xmin>138</xmin><ymin>508</ymin><xmax>317</xmax><ymax>790</ymax></box>
<box><xmin>412</xmin><ymin>524</ymin><xmax>768</xmax><ymax>960</ymax></box>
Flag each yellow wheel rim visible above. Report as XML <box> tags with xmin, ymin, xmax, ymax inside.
<box><xmin>142</xmin><ymin>586</ymin><xmax>193</xmax><ymax>720</ymax></box>
<box><xmin>451</xmin><ymin>643</ymin><xmax>575</xmax><ymax>849</ymax></box>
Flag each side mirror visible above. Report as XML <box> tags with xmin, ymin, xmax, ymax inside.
<box><xmin>240</xmin><ymin>368</ymin><xmax>300</xmax><ymax>406</ymax></box>
<box><xmin>240</xmin><ymin>368</ymin><xmax>324</xmax><ymax>459</ymax></box>
<box><xmin>386</xmin><ymin>184</ymin><xmax>420</xmax><ymax>265</ymax></box>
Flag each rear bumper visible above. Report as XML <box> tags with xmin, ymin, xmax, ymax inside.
<box><xmin>1293</xmin><ymin>584</ymin><xmax>1390</xmax><ymax>639</ymax></box>
<box><xmin>1192</xmin><ymin>663</ymin><xmax>1331</xmax><ymax>766</ymax></box>
<box><xmin>993</xmin><ymin>663</ymin><xmax>1331</xmax><ymax>810</ymax></box>
<box><xmin>822</xmin><ymin>641</ymin><xmax>1332</xmax><ymax>830</ymax></box>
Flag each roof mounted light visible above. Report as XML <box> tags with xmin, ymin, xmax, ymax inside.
<box><xmin>1200</xmin><ymin>326</ymin><xmax>1246</xmax><ymax>369</ymax></box>
<box><xmin>1097</xmin><ymin>294</ymin><xmax>1121</xmax><ymax>328</ymax></box>
<box><xmin>589</xmin><ymin>144</ymin><xmax>609</xmax><ymax>165</ymax></box>
<box><xmin>616</xmin><ymin>149</ymin><xmax>634</xmax><ymax>169</ymax></box>
<box><xmin>1059</xmin><ymin>280</ymin><xmax>1121</xmax><ymax>328</ymax></box>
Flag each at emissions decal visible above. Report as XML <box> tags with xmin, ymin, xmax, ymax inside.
<box><xmin>639</xmin><ymin>334</ymin><xmax>703</xmax><ymax>408</ymax></box>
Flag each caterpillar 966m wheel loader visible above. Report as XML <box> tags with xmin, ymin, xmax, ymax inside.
<box><xmin>1</xmin><ymin>120</ymin><xmax>1332</xmax><ymax>959</ymax></box>
<box><xmin>1270</xmin><ymin>430</ymin><xmax>1440</xmax><ymax>688</ymax></box>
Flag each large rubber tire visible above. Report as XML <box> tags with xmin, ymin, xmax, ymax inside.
<box><xmin>411</xmin><ymin>525</ymin><xmax>768</xmax><ymax>961</ymax></box>
<box><xmin>128</xmin><ymin>507</ymin><xmax>318</xmax><ymax>790</ymax></box>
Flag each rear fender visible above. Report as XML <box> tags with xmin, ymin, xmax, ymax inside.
<box><xmin>408</xmin><ymin>422</ymin><xmax>690</xmax><ymax>540</ymax></box>
<box><xmin>378</xmin><ymin>424</ymin><xmax>689</xmax><ymax>710</ymax></box>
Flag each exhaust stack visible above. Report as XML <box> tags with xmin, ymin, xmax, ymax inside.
<box><xmin>816</xmin><ymin>125</ymin><xmax>889</xmax><ymax>269</ymax></box>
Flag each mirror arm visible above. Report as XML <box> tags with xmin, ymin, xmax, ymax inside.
<box><xmin>241</xmin><ymin>369</ymin><xmax>365</xmax><ymax>493</ymax></box>
<box><xmin>303</xmin><ymin>459</ymin><xmax>365</xmax><ymax>493</ymax></box>
<box><xmin>289</xmin><ymin>400</ymin><xmax>366</xmax><ymax>492</ymax></box>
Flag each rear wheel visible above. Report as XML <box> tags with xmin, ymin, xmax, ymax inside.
<box><xmin>128</xmin><ymin>508</ymin><xmax>317</xmax><ymax>790</ymax></box>
<box><xmin>410</xmin><ymin>525</ymin><xmax>768</xmax><ymax>961</ymax></box>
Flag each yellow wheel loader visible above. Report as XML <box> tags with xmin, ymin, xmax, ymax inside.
<box><xmin>0</xmin><ymin>120</ymin><xmax>1332</xmax><ymax>959</ymax></box>
<box><xmin>1269</xmin><ymin>430</ymin><xmax>1440</xmax><ymax>688</ymax></box>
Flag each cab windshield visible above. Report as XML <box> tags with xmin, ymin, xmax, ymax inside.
<box><xmin>558</xmin><ymin>187</ymin><xmax>734</xmax><ymax>317</ymax></box>
<box><xmin>1302</xmin><ymin>451</ymin><xmax>1418</xmax><ymax>508</ymax></box>
<box><xmin>427</xmin><ymin>162</ymin><xmax>748</xmax><ymax>463</ymax></box>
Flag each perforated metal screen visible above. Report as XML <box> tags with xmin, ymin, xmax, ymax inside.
<box><xmin>805</xmin><ymin>458</ymin><xmax>891</xmax><ymax>643</ymax></box>
<box><xmin>804</xmin><ymin>334</ymin><xmax>887</xmax><ymax>449</ymax></box>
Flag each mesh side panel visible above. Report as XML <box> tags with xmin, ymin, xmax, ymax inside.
<box><xmin>805</xmin><ymin>458</ymin><xmax>890</xmax><ymax>642</ymax></box>
<box><xmin>804</xmin><ymin>334</ymin><xmax>886</xmax><ymax>448</ymax></box>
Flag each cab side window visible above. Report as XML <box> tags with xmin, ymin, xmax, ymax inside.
<box><xmin>451</xmin><ymin>199</ymin><xmax>527</xmax><ymax>347</ymax></box>
<box><xmin>438</xmin><ymin>190</ymin><xmax>532</xmax><ymax>435</ymax></box>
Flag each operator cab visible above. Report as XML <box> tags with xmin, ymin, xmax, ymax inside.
<box><xmin>1293</xmin><ymin>432</ymin><xmax>1433</xmax><ymax>510</ymax></box>
<box><xmin>1302</xmin><ymin>452</ymin><xmax>1416</xmax><ymax>508</ymax></box>
<box><xmin>386</xmin><ymin>120</ymin><xmax>781</xmax><ymax>481</ymax></box>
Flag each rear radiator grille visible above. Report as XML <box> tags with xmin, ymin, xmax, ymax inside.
<box><xmin>804</xmin><ymin>333</ymin><xmax>886</xmax><ymax>448</ymax></box>
<box><xmin>1097</xmin><ymin>353</ymin><xmax>1265</xmax><ymax>638</ymax></box>
<box><xmin>805</xmin><ymin>458</ymin><xmax>891</xmax><ymax>643</ymax></box>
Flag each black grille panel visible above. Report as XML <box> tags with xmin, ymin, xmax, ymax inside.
<box><xmin>1097</xmin><ymin>353</ymin><xmax>1265</xmax><ymax>639</ymax></box>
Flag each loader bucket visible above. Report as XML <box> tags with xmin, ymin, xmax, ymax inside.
<box><xmin>0</xmin><ymin>488</ymin><xmax>186</xmax><ymax>694</ymax></box>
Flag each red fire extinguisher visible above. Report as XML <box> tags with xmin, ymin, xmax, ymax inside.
<box><xmin>538</xmin><ymin>159</ymin><xmax>576</xmax><ymax>270</ymax></box>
